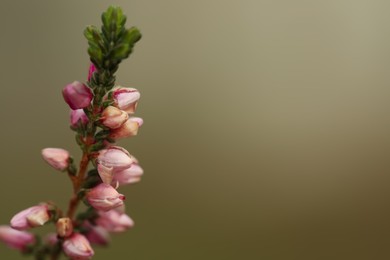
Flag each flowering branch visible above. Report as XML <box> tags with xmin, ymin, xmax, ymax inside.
<box><xmin>0</xmin><ymin>6</ymin><xmax>143</xmax><ymax>260</ymax></box>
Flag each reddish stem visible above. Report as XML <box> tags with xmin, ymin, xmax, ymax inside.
<box><xmin>66</xmin><ymin>137</ymin><xmax>94</xmax><ymax>219</ymax></box>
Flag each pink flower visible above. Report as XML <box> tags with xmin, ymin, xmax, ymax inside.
<box><xmin>41</xmin><ymin>148</ymin><xmax>70</xmax><ymax>171</ymax></box>
<box><xmin>96</xmin><ymin>210</ymin><xmax>134</xmax><ymax>233</ymax></box>
<box><xmin>56</xmin><ymin>217</ymin><xmax>73</xmax><ymax>238</ymax></box>
<box><xmin>97</xmin><ymin>163</ymin><xmax>114</xmax><ymax>185</ymax></box>
<box><xmin>0</xmin><ymin>226</ymin><xmax>35</xmax><ymax>251</ymax></box>
<box><xmin>70</xmin><ymin>109</ymin><xmax>89</xmax><ymax>127</ymax></box>
<box><xmin>88</xmin><ymin>63</ymin><xmax>97</xmax><ymax>81</ymax></box>
<box><xmin>10</xmin><ymin>204</ymin><xmax>50</xmax><ymax>230</ymax></box>
<box><xmin>84</xmin><ymin>222</ymin><xmax>110</xmax><ymax>246</ymax></box>
<box><xmin>113</xmin><ymin>163</ymin><xmax>144</xmax><ymax>185</ymax></box>
<box><xmin>109</xmin><ymin>117</ymin><xmax>143</xmax><ymax>139</ymax></box>
<box><xmin>112</xmin><ymin>87</ymin><xmax>140</xmax><ymax>114</ymax></box>
<box><xmin>63</xmin><ymin>81</ymin><xmax>93</xmax><ymax>110</ymax></box>
<box><xmin>97</xmin><ymin>146</ymin><xmax>134</xmax><ymax>170</ymax></box>
<box><xmin>63</xmin><ymin>233</ymin><xmax>94</xmax><ymax>260</ymax></box>
<box><xmin>86</xmin><ymin>183</ymin><xmax>125</xmax><ymax>211</ymax></box>
<box><xmin>100</xmin><ymin>106</ymin><xmax>128</xmax><ymax>129</ymax></box>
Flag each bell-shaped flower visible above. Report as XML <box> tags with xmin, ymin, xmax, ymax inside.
<box><xmin>70</xmin><ymin>109</ymin><xmax>89</xmax><ymax>127</ymax></box>
<box><xmin>84</xmin><ymin>222</ymin><xmax>110</xmax><ymax>246</ymax></box>
<box><xmin>41</xmin><ymin>148</ymin><xmax>70</xmax><ymax>171</ymax></box>
<box><xmin>112</xmin><ymin>87</ymin><xmax>140</xmax><ymax>114</ymax></box>
<box><xmin>113</xmin><ymin>163</ymin><xmax>144</xmax><ymax>185</ymax></box>
<box><xmin>100</xmin><ymin>106</ymin><xmax>128</xmax><ymax>129</ymax></box>
<box><xmin>96</xmin><ymin>210</ymin><xmax>134</xmax><ymax>233</ymax></box>
<box><xmin>0</xmin><ymin>226</ymin><xmax>36</xmax><ymax>251</ymax></box>
<box><xmin>63</xmin><ymin>233</ymin><xmax>94</xmax><ymax>260</ymax></box>
<box><xmin>56</xmin><ymin>217</ymin><xmax>73</xmax><ymax>238</ymax></box>
<box><xmin>86</xmin><ymin>183</ymin><xmax>125</xmax><ymax>211</ymax></box>
<box><xmin>10</xmin><ymin>204</ymin><xmax>51</xmax><ymax>230</ymax></box>
<box><xmin>63</xmin><ymin>81</ymin><xmax>93</xmax><ymax>110</ymax></box>
<box><xmin>97</xmin><ymin>164</ymin><xmax>114</xmax><ymax>185</ymax></box>
<box><xmin>97</xmin><ymin>146</ymin><xmax>133</xmax><ymax>170</ymax></box>
<box><xmin>110</xmin><ymin>117</ymin><xmax>143</xmax><ymax>139</ymax></box>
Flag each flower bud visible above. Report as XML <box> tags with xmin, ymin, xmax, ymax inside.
<box><xmin>113</xmin><ymin>204</ymin><xmax>126</xmax><ymax>214</ymax></box>
<box><xmin>70</xmin><ymin>109</ymin><xmax>89</xmax><ymax>127</ymax></box>
<box><xmin>109</xmin><ymin>117</ymin><xmax>143</xmax><ymax>139</ymax></box>
<box><xmin>97</xmin><ymin>146</ymin><xmax>134</xmax><ymax>170</ymax></box>
<box><xmin>88</xmin><ymin>63</ymin><xmax>97</xmax><ymax>81</ymax></box>
<box><xmin>96</xmin><ymin>210</ymin><xmax>134</xmax><ymax>233</ymax></box>
<box><xmin>41</xmin><ymin>148</ymin><xmax>70</xmax><ymax>171</ymax></box>
<box><xmin>63</xmin><ymin>81</ymin><xmax>93</xmax><ymax>110</ymax></box>
<box><xmin>100</xmin><ymin>106</ymin><xmax>128</xmax><ymax>129</ymax></box>
<box><xmin>63</xmin><ymin>233</ymin><xmax>94</xmax><ymax>260</ymax></box>
<box><xmin>86</xmin><ymin>183</ymin><xmax>125</xmax><ymax>211</ymax></box>
<box><xmin>0</xmin><ymin>226</ymin><xmax>36</xmax><ymax>251</ymax></box>
<box><xmin>97</xmin><ymin>163</ymin><xmax>114</xmax><ymax>185</ymax></box>
<box><xmin>113</xmin><ymin>163</ymin><xmax>144</xmax><ymax>185</ymax></box>
<box><xmin>10</xmin><ymin>204</ymin><xmax>50</xmax><ymax>230</ymax></box>
<box><xmin>56</xmin><ymin>217</ymin><xmax>73</xmax><ymax>238</ymax></box>
<box><xmin>112</xmin><ymin>87</ymin><xmax>140</xmax><ymax>114</ymax></box>
<box><xmin>84</xmin><ymin>222</ymin><xmax>110</xmax><ymax>246</ymax></box>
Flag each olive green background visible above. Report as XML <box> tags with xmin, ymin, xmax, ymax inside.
<box><xmin>1</xmin><ymin>0</ymin><xmax>390</xmax><ymax>259</ymax></box>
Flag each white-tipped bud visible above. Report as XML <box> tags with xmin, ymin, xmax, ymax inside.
<box><xmin>100</xmin><ymin>106</ymin><xmax>128</xmax><ymax>129</ymax></box>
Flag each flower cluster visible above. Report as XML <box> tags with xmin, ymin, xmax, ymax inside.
<box><xmin>0</xmin><ymin>6</ymin><xmax>143</xmax><ymax>260</ymax></box>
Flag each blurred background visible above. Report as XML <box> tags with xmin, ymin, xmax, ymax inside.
<box><xmin>1</xmin><ymin>0</ymin><xmax>390</xmax><ymax>259</ymax></box>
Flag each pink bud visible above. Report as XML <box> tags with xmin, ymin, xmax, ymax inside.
<box><xmin>130</xmin><ymin>117</ymin><xmax>144</xmax><ymax>126</ymax></box>
<box><xmin>41</xmin><ymin>148</ymin><xmax>70</xmax><ymax>171</ymax></box>
<box><xmin>0</xmin><ymin>226</ymin><xmax>36</xmax><ymax>251</ymax></box>
<box><xmin>112</xmin><ymin>204</ymin><xmax>126</xmax><ymax>214</ymax></box>
<box><xmin>100</xmin><ymin>106</ymin><xmax>128</xmax><ymax>129</ymax></box>
<box><xmin>88</xmin><ymin>63</ymin><xmax>97</xmax><ymax>81</ymax></box>
<box><xmin>113</xmin><ymin>164</ymin><xmax>144</xmax><ymax>185</ymax></box>
<box><xmin>109</xmin><ymin>117</ymin><xmax>143</xmax><ymax>139</ymax></box>
<box><xmin>56</xmin><ymin>217</ymin><xmax>73</xmax><ymax>238</ymax></box>
<box><xmin>96</xmin><ymin>210</ymin><xmax>134</xmax><ymax>233</ymax></box>
<box><xmin>97</xmin><ymin>146</ymin><xmax>134</xmax><ymax>170</ymax></box>
<box><xmin>112</xmin><ymin>87</ymin><xmax>140</xmax><ymax>114</ymax></box>
<box><xmin>70</xmin><ymin>109</ymin><xmax>89</xmax><ymax>127</ymax></box>
<box><xmin>63</xmin><ymin>81</ymin><xmax>93</xmax><ymax>109</ymax></box>
<box><xmin>86</xmin><ymin>183</ymin><xmax>125</xmax><ymax>211</ymax></box>
<box><xmin>97</xmin><ymin>163</ymin><xmax>114</xmax><ymax>185</ymax></box>
<box><xmin>11</xmin><ymin>204</ymin><xmax>50</xmax><ymax>230</ymax></box>
<box><xmin>63</xmin><ymin>233</ymin><xmax>94</xmax><ymax>260</ymax></box>
<box><xmin>84</xmin><ymin>222</ymin><xmax>110</xmax><ymax>246</ymax></box>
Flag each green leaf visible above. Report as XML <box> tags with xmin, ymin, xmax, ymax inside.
<box><xmin>84</xmin><ymin>25</ymin><xmax>100</xmax><ymax>42</ymax></box>
<box><xmin>89</xmin><ymin>141</ymin><xmax>106</xmax><ymax>152</ymax></box>
<box><xmin>67</xmin><ymin>162</ymin><xmax>77</xmax><ymax>176</ymax></box>
<box><xmin>101</xmin><ymin>6</ymin><xmax>115</xmax><ymax>31</ymax></box>
<box><xmin>95</xmin><ymin>129</ymin><xmax>111</xmax><ymax>140</ymax></box>
<box><xmin>122</xmin><ymin>27</ymin><xmax>142</xmax><ymax>45</ymax></box>
<box><xmin>116</xmin><ymin>7</ymin><xmax>126</xmax><ymax>28</ymax></box>
<box><xmin>76</xmin><ymin>207</ymin><xmax>98</xmax><ymax>223</ymax></box>
<box><xmin>101</xmin><ymin>6</ymin><xmax>127</xmax><ymax>42</ymax></box>
<box><xmin>88</xmin><ymin>46</ymin><xmax>103</xmax><ymax>64</ymax></box>
<box><xmin>82</xmin><ymin>175</ymin><xmax>101</xmax><ymax>189</ymax></box>
<box><xmin>106</xmin><ymin>137</ymin><xmax>116</xmax><ymax>143</ymax></box>
<box><xmin>112</xmin><ymin>43</ymin><xmax>130</xmax><ymax>59</ymax></box>
<box><xmin>87</xmin><ymin>169</ymin><xmax>98</xmax><ymax>177</ymax></box>
<box><xmin>85</xmin><ymin>5</ymin><xmax>142</xmax><ymax>93</ymax></box>
<box><xmin>77</xmin><ymin>189</ymin><xmax>87</xmax><ymax>200</ymax></box>
<box><xmin>75</xmin><ymin>134</ymin><xmax>83</xmax><ymax>146</ymax></box>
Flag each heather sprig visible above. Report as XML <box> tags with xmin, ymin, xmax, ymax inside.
<box><xmin>0</xmin><ymin>6</ymin><xmax>143</xmax><ymax>260</ymax></box>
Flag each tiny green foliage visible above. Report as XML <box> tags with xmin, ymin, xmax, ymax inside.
<box><xmin>84</xmin><ymin>6</ymin><xmax>142</xmax><ymax>72</ymax></box>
